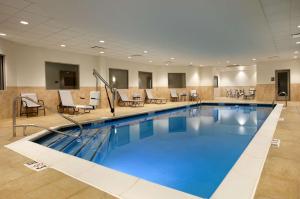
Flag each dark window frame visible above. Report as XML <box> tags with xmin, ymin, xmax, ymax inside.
<box><xmin>109</xmin><ymin>68</ymin><xmax>129</xmax><ymax>89</ymax></box>
<box><xmin>45</xmin><ymin>61</ymin><xmax>80</xmax><ymax>90</ymax></box>
<box><xmin>0</xmin><ymin>54</ymin><xmax>5</xmax><ymax>90</ymax></box>
<box><xmin>168</xmin><ymin>73</ymin><xmax>186</xmax><ymax>88</ymax></box>
<box><xmin>138</xmin><ymin>71</ymin><xmax>153</xmax><ymax>89</ymax></box>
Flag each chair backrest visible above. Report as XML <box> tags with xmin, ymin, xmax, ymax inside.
<box><xmin>190</xmin><ymin>90</ymin><xmax>197</xmax><ymax>95</ymax></box>
<box><xmin>170</xmin><ymin>89</ymin><xmax>178</xmax><ymax>98</ymax></box>
<box><xmin>21</xmin><ymin>93</ymin><xmax>38</xmax><ymax>107</ymax></box>
<box><xmin>145</xmin><ymin>89</ymin><xmax>154</xmax><ymax>99</ymax></box>
<box><xmin>89</xmin><ymin>91</ymin><xmax>100</xmax><ymax>106</ymax></box>
<box><xmin>59</xmin><ymin>90</ymin><xmax>75</xmax><ymax>107</ymax></box>
<box><xmin>117</xmin><ymin>89</ymin><xmax>129</xmax><ymax>101</ymax></box>
<box><xmin>249</xmin><ymin>88</ymin><xmax>256</xmax><ymax>95</ymax></box>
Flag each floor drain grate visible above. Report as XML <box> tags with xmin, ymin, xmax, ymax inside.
<box><xmin>24</xmin><ymin>161</ymin><xmax>48</xmax><ymax>171</ymax></box>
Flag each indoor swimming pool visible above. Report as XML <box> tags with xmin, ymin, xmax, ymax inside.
<box><xmin>33</xmin><ymin>103</ymin><xmax>273</xmax><ymax>198</ymax></box>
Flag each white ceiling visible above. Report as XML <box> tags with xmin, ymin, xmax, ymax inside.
<box><xmin>0</xmin><ymin>0</ymin><xmax>299</xmax><ymax>67</ymax></box>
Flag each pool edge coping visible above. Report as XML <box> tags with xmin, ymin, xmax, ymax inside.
<box><xmin>5</xmin><ymin>102</ymin><xmax>282</xmax><ymax>199</ymax></box>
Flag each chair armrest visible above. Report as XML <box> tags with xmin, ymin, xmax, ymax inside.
<box><xmin>38</xmin><ymin>99</ymin><xmax>45</xmax><ymax>106</ymax></box>
<box><xmin>80</xmin><ymin>97</ymin><xmax>86</xmax><ymax>99</ymax></box>
<box><xmin>22</xmin><ymin>100</ymin><xmax>28</xmax><ymax>107</ymax></box>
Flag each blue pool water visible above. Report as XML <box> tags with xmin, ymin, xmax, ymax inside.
<box><xmin>33</xmin><ymin>104</ymin><xmax>273</xmax><ymax>198</ymax></box>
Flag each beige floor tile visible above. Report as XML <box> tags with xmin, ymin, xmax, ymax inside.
<box><xmin>67</xmin><ymin>187</ymin><xmax>118</xmax><ymax>199</ymax></box>
<box><xmin>0</xmin><ymin>100</ymin><xmax>299</xmax><ymax>198</ymax></box>
<box><xmin>255</xmin><ymin>174</ymin><xmax>299</xmax><ymax>199</ymax></box>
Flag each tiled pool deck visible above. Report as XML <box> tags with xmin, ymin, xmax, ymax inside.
<box><xmin>0</xmin><ymin>100</ymin><xmax>298</xmax><ymax>199</ymax></box>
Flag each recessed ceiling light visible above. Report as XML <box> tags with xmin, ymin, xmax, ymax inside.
<box><xmin>60</xmin><ymin>44</ymin><xmax>66</xmax><ymax>47</ymax></box>
<box><xmin>296</xmin><ymin>41</ymin><xmax>300</xmax><ymax>44</ymax></box>
<box><xmin>20</xmin><ymin>20</ymin><xmax>29</xmax><ymax>25</ymax></box>
<box><xmin>144</xmin><ymin>50</ymin><xmax>148</xmax><ymax>54</ymax></box>
<box><xmin>165</xmin><ymin>63</ymin><xmax>169</xmax><ymax>66</ymax></box>
<box><xmin>226</xmin><ymin>60</ymin><xmax>230</xmax><ymax>64</ymax></box>
<box><xmin>170</xmin><ymin>57</ymin><xmax>175</xmax><ymax>60</ymax></box>
<box><xmin>190</xmin><ymin>62</ymin><xmax>193</xmax><ymax>65</ymax></box>
<box><xmin>128</xmin><ymin>56</ymin><xmax>132</xmax><ymax>59</ymax></box>
<box><xmin>99</xmin><ymin>51</ymin><xmax>104</xmax><ymax>54</ymax></box>
<box><xmin>148</xmin><ymin>60</ymin><xmax>152</xmax><ymax>63</ymax></box>
<box><xmin>99</xmin><ymin>40</ymin><xmax>105</xmax><ymax>43</ymax></box>
<box><xmin>252</xmin><ymin>58</ymin><xmax>256</xmax><ymax>61</ymax></box>
<box><xmin>294</xmin><ymin>55</ymin><xmax>298</xmax><ymax>59</ymax></box>
<box><xmin>0</xmin><ymin>33</ymin><xmax>7</xmax><ymax>36</ymax></box>
<box><xmin>298</xmin><ymin>25</ymin><xmax>300</xmax><ymax>28</ymax></box>
<box><xmin>294</xmin><ymin>51</ymin><xmax>299</xmax><ymax>54</ymax></box>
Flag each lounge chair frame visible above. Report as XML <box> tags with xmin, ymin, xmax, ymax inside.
<box><xmin>117</xmin><ymin>90</ymin><xmax>144</xmax><ymax>107</ymax></box>
<box><xmin>20</xmin><ymin>93</ymin><xmax>46</xmax><ymax>117</ymax></box>
<box><xmin>145</xmin><ymin>89</ymin><xmax>167</xmax><ymax>104</ymax></box>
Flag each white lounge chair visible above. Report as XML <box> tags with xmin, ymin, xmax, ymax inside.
<box><xmin>244</xmin><ymin>88</ymin><xmax>256</xmax><ymax>100</ymax></box>
<box><xmin>145</xmin><ymin>89</ymin><xmax>167</xmax><ymax>104</ymax></box>
<box><xmin>170</xmin><ymin>89</ymin><xmax>179</xmax><ymax>101</ymax></box>
<box><xmin>58</xmin><ymin>90</ymin><xmax>94</xmax><ymax>114</ymax></box>
<box><xmin>190</xmin><ymin>90</ymin><xmax>199</xmax><ymax>101</ymax></box>
<box><xmin>117</xmin><ymin>89</ymin><xmax>144</xmax><ymax>107</ymax></box>
<box><xmin>20</xmin><ymin>93</ymin><xmax>45</xmax><ymax>117</ymax></box>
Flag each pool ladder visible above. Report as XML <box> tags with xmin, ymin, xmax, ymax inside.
<box><xmin>197</xmin><ymin>97</ymin><xmax>202</xmax><ymax>107</ymax></box>
<box><xmin>12</xmin><ymin>96</ymin><xmax>83</xmax><ymax>137</ymax></box>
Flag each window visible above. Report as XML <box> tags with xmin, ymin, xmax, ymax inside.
<box><xmin>109</xmin><ymin>68</ymin><xmax>128</xmax><ymax>89</ymax></box>
<box><xmin>45</xmin><ymin>62</ymin><xmax>79</xmax><ymax>90</ymax></box>
<box><xmin>138</xmin><ymin>71</ymin><xmax>152</xmax><ymax>89</ymax></box>
<box><xmin>213</xmin><ymin>76</ymin><xmax>219</xmax><ymax>88</ymax></box>
<box><xmin>168</xmin><ymin>73</ymin><xmax>186</xmax><ymax>88</ymax></box>
<box><xmin>0</xmin><ymin>54</ymin><xmax>4</xmax><ymax>90</ymax></box>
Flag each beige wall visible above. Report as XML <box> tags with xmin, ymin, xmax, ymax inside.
<box><xmin>213</xmin><ymin>67</ymin><xmax>256</xmax><ymax>97</ymax></box>
<box><xmin>0</xmin><ymin>38</ymin><xmax>213</xmax><ymax>119</ymax></box>
<box><xmin>256</xmin><ymin>59</ymin><xmax>300</xmax><ymax>101</ymax></box>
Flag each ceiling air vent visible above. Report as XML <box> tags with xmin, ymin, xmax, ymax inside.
<box><xmin>292</xmin><ymin>33</ymin><xmax>300</xmax><ymax>39</ymax></box>
<box><xmin>91</xmin><ymin>46</ymin><xmax>106</xmax><ymax>50</ymax></box>
<box><xmin>268</xmin><ymin>56</ymin><xmax>279</xmax><ymax>59</ymax></box>
<box><xmin>130</xmin><ymin>54</ymin><xmax>143</xmax><ymax>57</ymax></box>
<box><xmin>226</xmin><ymin>64</ymin><xmax>240</xmax><ymax>68</ymax></box>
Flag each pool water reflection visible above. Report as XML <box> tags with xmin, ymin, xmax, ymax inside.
<box><xmin>34</xmin><ymin>105</ymin><xmax>272</xmax><ymax>198</ymax></box>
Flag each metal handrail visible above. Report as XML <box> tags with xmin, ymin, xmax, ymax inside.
<box><xmin>279</xmin><ymin>91</ymin><xmax>288</xmax><ymax>107</ymax></box>
<box><xmin>93</xmin><ymin>69</ymin><xmax>114</xmax><ymax>92</ymax></box>
<box><xmin>93</xmin><ymin>69</ymin><xmax>116</xmax><ymax>116</ymax></box>
<box><xmin>13</xmin><ymin>96</ymin><xmax>83</xmax><ymax>137</ymax></box>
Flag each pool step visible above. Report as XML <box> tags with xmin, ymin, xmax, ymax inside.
<box><xmin>62</xmin><ymin>128</ymin><xmax>100</xmax><ymax>155</ymax></box>
<box><xmin>76</xmin><ymin>128</ymin><xmax>110</xmax><ymax>160</ymax></box>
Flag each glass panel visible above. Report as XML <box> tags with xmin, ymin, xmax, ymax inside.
<box><xmin>0</xmin><ymin>55</ymin><xmax>4</xmax><ymax>90</ymax></box>
<box><xmin>109</xmin><ymin>68</ymin><xmax>129</xmax><ymax>89</ymax></box>
<box><xmin>45</xmin><ymin>62</ymin><xmax>79</xmax><ymax>90</ymax></box>
<box><xmin>277</xmin><ymin>72</ymin><xmax>288</xmax><ymax>95</ymax></box>
<box><xmin>138</xmin><ymin>71</ymin><xmax>152</xmax><ymax>89</ymax></box>
<box><xmin>168</xmin><ymin>73</ymin><xmax>186</xmax><ymax>88</ymax></box>
<box><xmin>213</xmin><ymin>76</ymin><xmax>218</xmax><ymax>88</ymax></box>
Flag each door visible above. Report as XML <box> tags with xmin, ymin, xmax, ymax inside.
<box><xmin>275</xmin><ymin>69</ymin><xmax>290</xmax><ymax>101</ymax></box>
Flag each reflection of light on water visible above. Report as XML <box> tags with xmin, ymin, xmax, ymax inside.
<box><xmin>188</xmin><ymin>118</ymin><xmax>201</xmax><ymax>132</ymax></box>
<box><xmin>238</xmin><ymin>126</ymin><xmax>246</xmax><ymax>135</ymax></box>
<box><xmin>114</xmin><ymin>128</ymin><xmax>117</xmax><ymax>134</ymax></box>
<box><xmin>236</xmin><ymin>114</ymin><xmax>248</xmax><ymax>126</ymax></box>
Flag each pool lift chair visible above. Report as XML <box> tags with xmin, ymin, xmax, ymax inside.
<box><xmin>93</xmin><ymin>69</ymin><xmax>116</xmax><ymax>116</ymax></box>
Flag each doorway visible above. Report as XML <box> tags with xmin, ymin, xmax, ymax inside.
<box><xmin>275</xmin><ymin>69</ymin><xmax>290</xmax><ymax>101</ymax></box>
